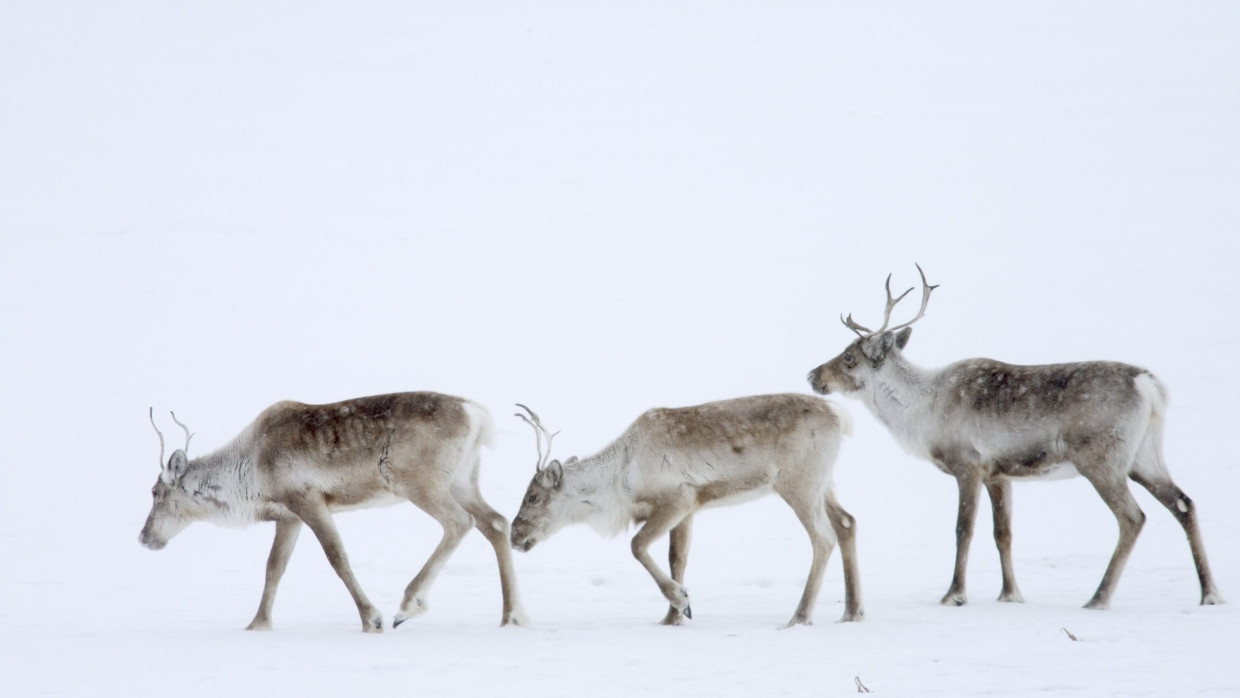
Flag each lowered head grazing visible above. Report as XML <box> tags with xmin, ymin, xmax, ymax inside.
<box><xmin>509</xmin><ymin>404</ymin><xmax>592</xmax><ymax>551</ymax></box>
<box><xmin>508</xmin><ymin>396</ymin><xmax>862</xmax><ymax>627</ymax></box>
<box><xmin>137</xmin><ymin>393</ymin><xmax>527</xmax><ymax>632</ymax></box>
<box><xmin>139</xmin><ymin>409</ymin><xmax>198</xmax><ymax>550</ymax></box>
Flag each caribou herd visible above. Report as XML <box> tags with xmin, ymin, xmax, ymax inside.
<box><xmin>139</xmin><ymin>267</ymin><xmax>1224</xmax><ymax>631</ymax></box>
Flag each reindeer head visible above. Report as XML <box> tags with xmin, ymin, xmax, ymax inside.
<box><xmin>808</xmin><ymin>265</ymin><xmax>937</xmax><ymax>395</ymax></box>
<box><xmin>509</xmin><ymin>405</ymin><xmax>592</xmax><ymax>552</ymax></box>
<box><xmin>139</xmin><ymin>409</ymin><xmax>199</xmax><ymax>550</ymax></box>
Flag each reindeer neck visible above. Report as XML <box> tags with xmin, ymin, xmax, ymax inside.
<box><xmin>184</xmin><ymin>439</ymin><xmax>262</xmax><ymax>522</ymax></box>
<box><xmin>861</xmin><ymin>353</ymin><xmax>937</xmax><ymax>441</ymax></box>
<box><xmin>571</xmin><ymin>440</ymin><xmax>635</xmax><ymax>535</ymax></box>
<box><xmin>576</xmin><ymin>442</ymin><xmax>631</xmax><ymax>496</ymax></box>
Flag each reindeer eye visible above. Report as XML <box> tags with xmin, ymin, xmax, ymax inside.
<box><xmin>526</xmin><ymin>494</ymin><xmax>538</xmax><ymax>505</ymax></box>
<box><xmin>842</xmin><ymin>352</ymin><xmax>856</xmax><ymax>367</ymax></box>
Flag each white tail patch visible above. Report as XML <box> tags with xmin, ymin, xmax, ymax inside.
<box><xmin>463</xmin><ymin>400</ymin><xmax>497</xmax><ymax>450</ymax></box>
<box><xmin>826</xmin><ymin>400</ymin><xmax>854</xmax><ymax>438</ymax></box>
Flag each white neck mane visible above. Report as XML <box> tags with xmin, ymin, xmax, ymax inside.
<box><xmin>184</xmin><ymin>433</ymin><xmax>263</xmax><ymax>526</ymax></box>
<box><xmin>860</xmin><ymin>354</ymin><xmax>938</xmax><ymax>458</ymax></box>
<box><xmin>570</xmin><ymin>441</ymin><xmax>635</xmax><ymax>538</ymax></box>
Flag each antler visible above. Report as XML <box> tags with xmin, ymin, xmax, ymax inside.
<box><xmin>170</xmin><ymin>411</ymin><xmax>194</xmax><ymax>453</ymax></box>
<box><xmin>840</xmin><ymin>264</ymin><xmax>938</xmax><ymax>338</ymax></box>
<box><xmin>149</xmin><ymin>407</ymin><xmax>166</xmax><ymax>467</ymax></box>
<box><xmin>515</xmin><ymin>404</ymin><xmax>558</xmax><ymax>471</ymax></box>
<box><xmin>885</xmin><ymin>263</ymin><xmax>939</xmax><ymax>334</ymax></box>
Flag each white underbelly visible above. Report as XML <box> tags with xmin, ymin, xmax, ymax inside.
<box><xmin>701</xmin><ymin>487</ymin><xmax>771</xmax><ymax>509</ymax></box>
<box><xmin>328</xmin><ymin>492</ymin><xmax>406</xmax><ymax>513</ymax></box>
<box><xmin>1012</xmin><ymin>460</ymin><xmax>1080</xmax><ymax>481</ymax></box>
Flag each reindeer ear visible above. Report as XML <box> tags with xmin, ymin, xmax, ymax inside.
<box><xmin>544</xmin><ymin>460</ymin><xmax>564</xmax><ymax>488</ymax></box>
<box><xmin>164</xmin><ymin>450</ymin><xmax>189</xmax><ymax>484</ymax></box>
<box><xmin>894</xmin><ymin>327</ymin><xmax>912</xmax><ymax>349</ymax></box>
<box><xmin>536</xmin><ymin>460</ymin><xmax>558</xmax><ymax>488</ymax></box>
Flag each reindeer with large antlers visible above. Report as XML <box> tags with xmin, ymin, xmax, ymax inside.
<box><xmin>139</xmin><ymin>393</ymin><xmax>527</xmax><ymax>631</ymax></box>
<box><xmin>509</xmin><ymin>399</ymin><xmax>863</xmax><ymax>626</ymax></box>
<box><xmin>808</xmin><ymin>265</ymin><xmax>1224</xmax><ymax>609</ymax></box>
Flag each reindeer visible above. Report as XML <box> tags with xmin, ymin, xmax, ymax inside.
<box><xmin>139</xmin><ymin>392</ymin><xmax>527</xmax><ymax>632</ymax></box>
<box><xmin>509</xmin><ymin>397</ymin><xmax>863</xmax><ymax>626</ymax></box>
<box><xmin>807</xmin><ymin>266</ymin><xmax>1224</xmax><ymax>609</ymax></box>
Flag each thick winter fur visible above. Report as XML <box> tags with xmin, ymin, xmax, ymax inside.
<box><xmin>510</xmin><ymin>394</ymin><xmax>862</xmax><ymax>626</ymax></box>
<box><xmin>809</xmin><ymin>328</ymin><xmax>1224</xmax><ymax>609</ymax></box>
<box><xmin>140</xmin><ymin>392</ymin><xmax>526</xmax><ymax>632</ymax></box>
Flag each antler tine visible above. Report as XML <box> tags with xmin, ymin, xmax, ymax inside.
<box><xmin>840</xmin><ymin>313</ymin><xmax>873</xmax><ymax>338</ymax></box>
<box><xmin>169</xmin><ymin>411</ymin><xmax>194</xmax><ymax>454</ymax></box>
<box><xmin>514</xmin><ymin>411</ymin><xmax>545</xmax><ymax>469</ymax></box>
<box><xmin>886</xmin><ymin>263</ymin><xmax>939</xmax><ymax>333</ymax></box>
<box><xmin>149</xmin><ymin>407</ymin><xmax>166</xmax><ymax>467</ymax></box>
<box><xmin>839</xmin><ymin>272</ymin><xmax>914</xmax><ymax>339</ymax></box>
<box><xmin>873</xmin><ymin>273</ymin><xmax>915</xmax><ymax>335</ymax></box>
<box><xmin>515</xmin><ymin>403</ymin><xmax>558</xmax><ymax>471</ymax></box>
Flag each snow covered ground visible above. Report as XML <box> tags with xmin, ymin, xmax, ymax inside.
<box><xmin>2</xmin><ymin>2</ymin><xmax>1237</xmax><ymax>696</ymax></box>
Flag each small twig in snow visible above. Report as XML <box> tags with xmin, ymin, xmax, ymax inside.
<box><xmin>855</xmin><ymin>675</ymin><xmax>872</xmax><ymax>693</ymax></box>
<box><xmin>1062</xmin><ymin>627</ymin><xmax>1080</xmax><ymax>641</ymax></box>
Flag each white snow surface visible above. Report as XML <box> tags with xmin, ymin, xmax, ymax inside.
<box><xmin>3</xmin><ymin>2</ymin><xmax>1238</xmax><ymax>696</ymax></box>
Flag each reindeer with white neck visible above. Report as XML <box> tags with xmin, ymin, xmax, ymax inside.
<box><xmin>139</xmin><ymin>392</ymin><xmax>527</xmax><ymax>631</ymax></box>
<box><xmin>509</xmin><ymin>397</ymin><xmax>863</xmax><ymax>627</ymax></box>
<box><xmin>808</xmin><ymin>266</ymin><xmax>1224</xmax><ymax>609</ymax></box>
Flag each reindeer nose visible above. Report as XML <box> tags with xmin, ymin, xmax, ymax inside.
<box><xmin>807</xmin><ymin>368</ymin><xmax>830</xmax><ymax>394</ymax></box>
<box><xmin>138</xmin><ymin>531</ymin><xmax>165</xmax><ymax>550</ymax></box>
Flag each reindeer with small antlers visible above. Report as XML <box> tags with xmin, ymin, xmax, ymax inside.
<box><xmin>808</xmin><ymin>265</ymin><xmax>1224</xmax><ymax>609</ymax></box>
<box><xmin>140</xmin><ymin>393</ymin><xmax>527</xmax><ymax>631</ymax></box>
<box><xmin>509</xmin><ymin>399</ymin><xmax>863</xmax><ymax>626</ymax></box>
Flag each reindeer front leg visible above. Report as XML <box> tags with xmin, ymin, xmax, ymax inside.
<box><xmin>289</xmin><ymin>495</ymin><xmax>384</xmax><ymax>633</ymax></box>
<box><xmin>659</xmin><ymin>515</ymin><xmax>694</xmax><ymax>625</ymax></box>
<box><xmin>942</xmin><ymin>467</ymin><xmax>982</xmax><ymax>606</ymax></box>
<box><xmin>246</xmin><ymin>518</ymin><xmax>303</xmax><ymax>630</ymax></box>
<box><xmin>631</xmin><ymin>502</ymin><xmax>695</xmax><ymax>622</ymax></box>
<box><xmin>985</xmin><ymin>478</ymin><xmax>1024</xmax><ymax>603</ymax></box>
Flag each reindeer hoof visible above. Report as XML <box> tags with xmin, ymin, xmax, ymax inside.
<box><xmin>940</xmin><ymin>592</ymin><xmax>967</xmax><ymax>606</ymax></box>
<box><xmin>683</xmin><ymin>605</ymin><xmax>692</xmax><ymax>620</ymax></box>
<box><xmin>393</xmin><ymin>597</ymin><xmax>428</xmax><ymax>628</ymax></box>
<box><xmin>1202</xmin><ymin>591</ymin><xmax>1227</xmax><ymax>606</ymax></box>
<box><xmin>837</xmin><ymin>609</ymin><xmax>864</xmax><ymax>623</ymax></box>
<box><xmin>501</xmin><ymin>608</ymin><xmax>530</xmax><ymax>627</ymax></box>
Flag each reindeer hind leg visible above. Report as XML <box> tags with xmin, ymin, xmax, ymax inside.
<box><xmin>778</xmin><ymin>487</ymin><xmax>837</xmax><ymax>627</ymax></box>
<box><xmin>392</xmin><ymin>488</ymin><xmax>474</xmax><ymax>628</ymax></box>
<box><xmin>454</xmin><ymin>480</ymin><xmax>530</xmax><ymax>626</ymax></box>
<box><xmin>1128</xmin><ymin>471</ymin><xmax>1225</xmax><ymax>606</ymax></box>
<box><xmin>825</xmin><ymin>492</ymin><xmax>863</xmax><ymax>622</ymax></box>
